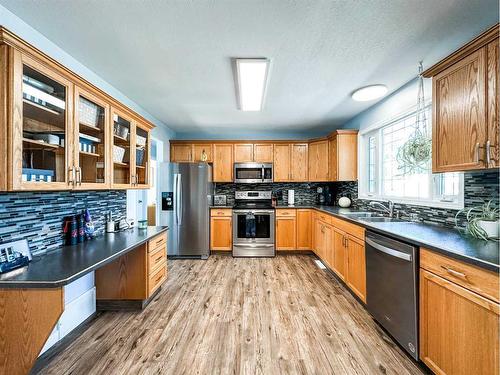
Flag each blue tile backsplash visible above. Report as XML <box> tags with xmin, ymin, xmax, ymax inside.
<box><xmin>0</xmin><ymin>190</ymin><xmax>127</xmax><ymax>256</ymax></box>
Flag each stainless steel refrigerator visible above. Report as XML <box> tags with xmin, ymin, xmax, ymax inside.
<box><xmin>158</xmin><ymin>163</ymin><xmax>213</xmax><ymax>258</ymax></box>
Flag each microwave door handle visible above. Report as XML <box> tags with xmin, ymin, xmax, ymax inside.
<box><xmin>366</xmin><ymin>238</ymin><xmax>412</xmax><ymax>261</ymax></box>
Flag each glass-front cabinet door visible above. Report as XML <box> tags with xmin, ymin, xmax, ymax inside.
<box><xmin>111</xmin><ymin>108</ymin><xmax>134</xmax><ymax>188</ymax></box>
<box><xmin>74</xmin><ymin>86</ymin><xmax>110</xmax><ymax>189</ymax></box>
<box><xmin>134</xmin><ymin>122</ymin><xmax>150</xmax><ymax>188</ymax></box>
<box><xmin>13</xmin><ymin>53</ymin><xmax>74</xmax><ymax>190</ymax></box>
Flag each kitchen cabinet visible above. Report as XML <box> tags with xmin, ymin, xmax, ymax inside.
<box><xmin>210</xmin><ymin>209</ymin><xmax>232</xmax><ymax>251</ymax></box>
<box><xmin>424</xmin><ymin>25</ymin><xmax>499</xmax><ymax>172</ymax></box>
<box><xmin>7</xmin><ymin>50</ymin><xmax>75</xmax><ymax>191</ymax></box>
<box><xmin>296</xmin><ymin>209</ymin><xmax>312</xmax><ymax>250</ymax></box>
<box><xmin>234</xmin><ymin>144</ymin><xmax>254</xmax><ymax>162</ymax></box>
<box><xmin>111</xmin><ymin>108</ymin><xmax>135</xmax><ymax>189</ymax></box>
<box><xmin>290</xmin><ymin>143</ymin><xmax>308</xmax><ymax>181</ymax></box>
<box><xmin>253</xmin><ymin>144</ymin><xmax>273</xmax><ymax>162</ymax></box>
<box><xmin>74</xmin><ymin>86</ymin><xmax>110</xmax><ymax>189</ymax></box>
<box><xmin>273</xmin><ymin>143</ymin><xmax>308</xmax><ymax>182</ymax></box>
<box><xmin>420</xmin><ymin>269</ymin><xmax>499</xmax><ymax>375</ymax></box>
<box><xmin>273</xmin><ymin>144</ymin><xmax>291</xmax><ymax>181</ymax></box>
<box><xmin>193</xmin><ymin>144</ymin><xmax>213</xmax><ymax>162</ymax></box>
<box><xmin>308</xmin><ymin>140</ymin><xmax>329</xmax><ymax>181</ymax></box>
<box><xmin>0</xmin><ymin>33</ymin><xmax>155</xmax><ymax>192</ymax></box>
<box><xmin>171</xmin><ymin>144</ymin><xmax>192</xmax><ymax>162</ymax></box>
<box><xmin>276</xmin><ymin>211</ymin><xmax>297</xmax><ymax>250</ymax></box>
<box><xmin>332</xmin><ymin>228</ymin><xmax>347</xmax><ymax>281</ymax></box>
<box><xmin>329</xmin><ymin>130</ymin><xmax>358</xmax><ymax>181</ymax></box>
<box><xmin>213</xmin><ymin>144</ymin><xmax>233</xmax><ymax>182</ymax></box>
<box><xmin>345</xmin><ymin>234</ymin><xmax>366</xmax><ymax>302</ymax></box>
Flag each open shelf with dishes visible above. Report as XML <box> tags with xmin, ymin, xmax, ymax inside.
<box><xmin>112</xmin><ymin>112</ymin><xmax>132</xmax><ymax>186</ymax></box>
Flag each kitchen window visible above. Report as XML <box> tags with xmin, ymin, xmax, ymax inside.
<box><xmin>359</xmin><ymin>105</ymin><xmax>464</xmax><ymax>209</ymax></box>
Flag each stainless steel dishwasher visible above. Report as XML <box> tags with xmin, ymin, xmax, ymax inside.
<box><xmin>365</xmin><ymin>231</ymin><xmax>419</xmax><ymax>360</ymax></box>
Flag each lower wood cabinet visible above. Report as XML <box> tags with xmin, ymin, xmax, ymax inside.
<box><xmin>296</xmin><ymin>209</ymin><xmax>312</xmax><ymax>250</ymax></box>
<box><xmin>420</xmin><ymin>248</ymin><xmax>499</xmax><ymax>375</ymax></box>
<box><xmin>312</xmin><ymin>211</ymin><xmax>366</xmax><ymax>303</ymax></box>
<box><xmin>210</xmin><ymin>208</ymin><xmax>232</xmax><ymax>251</ymax></box>
<box><xmin>275</xmin><ymin>209</ymin><xmax>297</xmax><ymax>250</ymax></box>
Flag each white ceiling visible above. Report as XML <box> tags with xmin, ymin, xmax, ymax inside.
<box><xmin>1</xmin><ymin>0</ymin><xmax>497</xmax><ymax>138</ymax></box>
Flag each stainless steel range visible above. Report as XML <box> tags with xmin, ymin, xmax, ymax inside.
<box><xmin>232</xmin><ymin>191</ymin><xmax>275</xmax><ymax>257</ymax></box>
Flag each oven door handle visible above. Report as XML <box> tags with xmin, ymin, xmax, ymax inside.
<box><xmin>233</xmin><ymin>244</ymin><xmax>275</xmax><ymax>248</ymax></box>
<box><xmin>366</xmin><ymin>238</ymin><xmax>412</xmax><ymax>262</ymax></box>
<box><xmin>233</xmin><ymin>210</ymin><xmax>275</xmax><ymax>214</ymax></box>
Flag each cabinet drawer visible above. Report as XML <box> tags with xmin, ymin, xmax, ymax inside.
<box><xmin>315</xmin><ymin>211</ymin><xmax>332</xmax><ymax>225</ymax></box>
<box><xmin>330</xmin><ymin>216</ymin><xmax>365</xmax><ymax>240</ymax></box>
<box><xmin>148</xmin><ymin>265</ymin><xmax>166</xmax><ymax>296</ymax></box>
<box><xmin>148</xmin><ymin>246</ymin><xmax>166</xmax><ymax>275</ymax></box>
<box><xmin>420</xmin><ymin>248</ymin><xmax>499</xmax><ymax>303</ymax></box>
<box><xmin>211</xmin><ymin>208</ymin><xmax>232</xmax><ymax>217</ymax></box>
<box><xmin>148</xmin><ymin>233</ymin><xmax>166</xmax><ymax>252</ymax></box>
<box><xmin>276</xmin><ymin>208</ymin><xmax>296</xmax><ymax>217</ymax></box>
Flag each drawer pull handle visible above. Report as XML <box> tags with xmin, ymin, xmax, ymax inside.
<box><xmin>441</xmin><ymin>266</ymin><xmax>467</xmax><ymax>279</ymax></box>
<box><xmin>155</xmin><ymin>256</ymin><xmax>163</xmax><ymax>263</ymax></box>
<box><xmin>155</xmin><ymin>274</ymin><xmax>163</xmax><ymax>283</ymax></box>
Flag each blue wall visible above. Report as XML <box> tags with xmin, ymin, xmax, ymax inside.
<box><xmin>0</xmin><ymin>4</ymin><xmax>175</xmax><ymax>142</ymax></box>
<box><xmin>339</xmin><ymin>77</ymin><xmax>431</xmax><ymax>131</ymax></box>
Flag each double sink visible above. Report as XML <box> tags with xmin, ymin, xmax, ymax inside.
<box><xmin>340</xmin><ymin>211</ymin><xmax>410</xmax><ymax>223</ymax></box>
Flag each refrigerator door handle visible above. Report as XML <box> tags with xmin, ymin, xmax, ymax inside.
<box><xmin>174</xmin><ymin>173</ymin><xmax>179</xmax><ymax>224</ymax></box>
<box><xmin>177</xmin><ymin>173</ymin><xmax>183</xmax><ymax>225</ymax></box>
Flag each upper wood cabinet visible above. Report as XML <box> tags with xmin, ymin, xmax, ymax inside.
<box><xmin>329</xmin><ymin>130</ymin><xmax>358</xmax><ymax>181</ymax></box>
<box><xmin>74</xmin><ymin>86</ymin><xmax>110</xmax><ymax>190</ymax></box>
<box><xmin>273</xmin><ymin>144</ymin><xmax>291</xmax><ymax>181</ymax></box>
<box><xmin>193</xmin><ymin>144</ymin><xmax>213</xmax><ymax>162</ymax></box>
<box><xmin>253</xmin><ymin>144</ymin><xmax>273</xmax><ymax>162</ymax></box>
<box><xmin>0</xmin><ymin>30</ymin><xmax>154</xmax><ymax>191</ymax></box>
<box><xmin>424</xmin><ymin>24</ymin><xmax>499</xmax><ymax>172</ymax></box>
<box><xmin>213</xmin><ymin>144</ymin><xmax>233</xmax><ymax>182</ymax></box>
<box><xmin>170</xmin><ymin>144</ymin><xmax>192</xmax><ymax>162</ymax></box>
<box><xmin>308</xmin><ymin>140</ymin><xmax>329</xmax><ymax>181</ymax></box>
<box><xmin>290</xmin><ymin>143</ymin><xmax>308</xmax><ymax>181</ymax></box>
<box><xmin>273</xmin><ymin>143</ymin><xmax>308</xmax><ymax>182</ymax></box>
<box><xmin>234</xmin><ymin>144</ymin><xmax>254</xmax><ymax>162</ymax></box>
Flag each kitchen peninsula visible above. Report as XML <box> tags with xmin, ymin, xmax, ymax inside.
<box><xmin>0</xmin><ymin>226</ymin><xmax>168</xmax><ymax>375</ymax></box>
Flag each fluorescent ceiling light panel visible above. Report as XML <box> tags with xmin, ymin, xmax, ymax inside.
<box><xmin>236</xmin><ymin>58</ymin><xmax>269</xmax><ymax>111</ymax></box>
<box><xmin>351</xmin><ymin>84</ymin><xmax>388</xmax><ymax>102</ymax></box>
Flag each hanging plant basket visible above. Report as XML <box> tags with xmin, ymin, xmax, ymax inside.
<box><xmin>397</xmin><ymin>129</ymin><xmax>431</xmax><ymax>174</ymax></box>
<box><xmin>397</xmin><ymin>61</ymin><xmax>431</xmax><ymax>175</ymax></box>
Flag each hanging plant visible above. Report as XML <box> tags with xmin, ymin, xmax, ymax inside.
<box><xmin>397</xmin><ymin>62</ymin><xmax>432</xmax><ymax>174</ymax></box>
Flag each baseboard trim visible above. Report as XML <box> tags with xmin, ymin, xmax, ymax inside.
<box><xmin>96</xmin><ymin>287</ymin><xmax>161</xmax><ymax>311</ymax></box>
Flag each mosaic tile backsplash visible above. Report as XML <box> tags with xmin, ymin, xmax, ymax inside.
<box><xmin>335</xmin><ymin>171</ymin><xmax>499</xmax><ymax>228</ymax></box>
<box><xmin>0</xmin><ymin>190</ymin><xmax>127</xmax><ymax>256</ymax></box>
<box><xmin>215</xmin><ymin>171</ymin><xmax>498</xmax><ymax>229</ymax></box>
<box><xmin>215</xmin><ymin>182</ymin><xmax>331</xmax><ymax>206</ymax></box>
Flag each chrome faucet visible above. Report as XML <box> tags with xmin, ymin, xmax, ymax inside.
<box><xmin>369</xmin><ymin>200</ymin><xmax>395</xmax><ymax>217</ymax></box>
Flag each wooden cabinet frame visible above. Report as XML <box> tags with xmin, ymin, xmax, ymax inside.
<box><xmin>0</xmin><ymin>27</ymin><xmax>155</xmax><ymax>192</ymax></box>
<box><xmin>74</xmin><ymin>85</ymin><xmax>111</xmax><ymax>190</ymax></box>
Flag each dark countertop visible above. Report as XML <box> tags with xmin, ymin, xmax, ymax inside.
<box><xmin>0</xmin><ymin>226</ymin><xmax>169</xmax><ymax>288</ymax></box>
<box><xmin>312</xmin><ymin>206</ymin><xmax>499</xmax><ymax>273</ymax></box>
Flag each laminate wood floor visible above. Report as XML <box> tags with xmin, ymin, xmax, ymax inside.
<box><xmin>36</xmin><ymin>254</ymin><xmax>425</xmax><ymax>375</ymax></box>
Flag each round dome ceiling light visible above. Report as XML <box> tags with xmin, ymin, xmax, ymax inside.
<box><xmin>351</xmin><ymin>84</ymin><xmax>388</xmax><ymax>102</ymax></box>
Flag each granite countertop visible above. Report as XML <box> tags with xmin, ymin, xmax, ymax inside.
<box><xmin>312</xmin><ymin>206</ymin><xmax>499</xmax><ymax>272</ymax></box>
<box><xmin>0</xmin><ymin>226</ymin><xmax>169</xmax><ymax>288</ymax></box>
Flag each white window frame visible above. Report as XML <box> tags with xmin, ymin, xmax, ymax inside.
<box><xmin>358</xmin><ymin>104</ymin><xmax>464</xmax><ymax>210</ymax></box>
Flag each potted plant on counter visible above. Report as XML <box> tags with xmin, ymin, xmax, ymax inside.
<box><xmin>455</xmin><ymin>200</ymin><xmax>500</xmax><ymax>241</ymax></box>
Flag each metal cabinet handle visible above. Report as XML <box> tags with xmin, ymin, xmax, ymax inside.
<box><xmin>76</xmin><ymin>166</ymin><xmax>82</xmax><ymax>186</ymax></box>
<box><xmin>441</xmin><ymin>266</ymin><xmax>467</xmax><ymax>279</ymax></box>
<box><xmin>68</xmin><ymin>166</ymin><xmax>75</xmax><ymax>186</ymax></box>
<box><xmin>486</xmin><ymin>140</ymin><xmax>491</xmax><ymax>167</ymax></box>
<box><xmin>475</xmin><ymin>142</ymin><xmax>485</xmax><ymax>163</ymax></box>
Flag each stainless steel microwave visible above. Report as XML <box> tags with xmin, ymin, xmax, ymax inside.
<box><xmin>233</xmin><ymin>163</ymin><xmax>273</xmax><ymax>183</ymax></box>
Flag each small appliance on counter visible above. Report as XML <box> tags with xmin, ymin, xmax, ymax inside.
<box><xmin>316</xmin><ymin>187</ymin><xmax>326</xmax><ymax>205</ymax></box>
<box><xmin>287</xmin><ymin>190</ymin><xmax>295</xmax><ymax>206</ymax></box>
<box><xmin>214</xmin><ymin>195</ymin><xmax>227</xmax><ymax>206</ymax></box>
<box><xmin>0</xmin><ymin>239</ymin><xmax>32</xmax><ymax>275</ymax></box>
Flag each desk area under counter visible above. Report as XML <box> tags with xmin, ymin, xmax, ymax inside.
<box><xmin>0</xmin><ymin>226</ymin><xmax>168</xmax><ymax>375</ymax></box>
